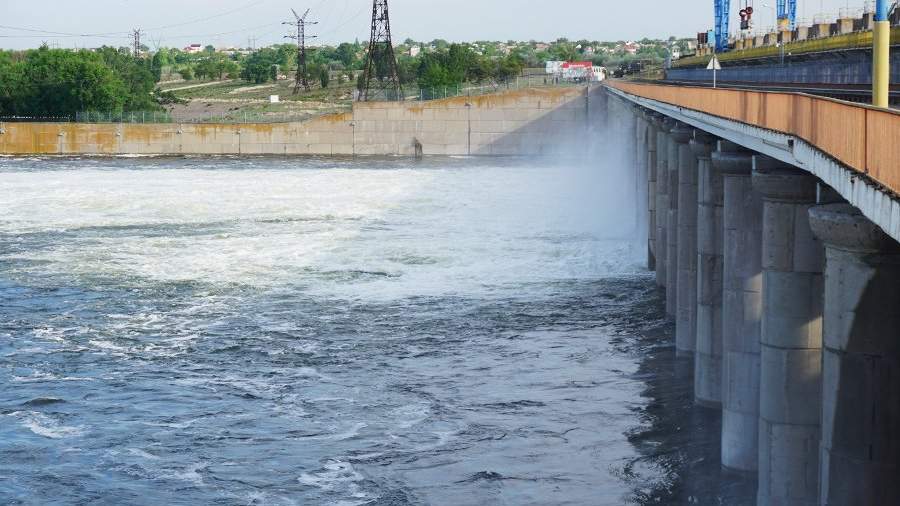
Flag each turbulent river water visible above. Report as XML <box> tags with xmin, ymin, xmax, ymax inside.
<box><xmin>0</xmin><ymin>156</ymin><xmax>754</xmax><ymax>505</ymax></box>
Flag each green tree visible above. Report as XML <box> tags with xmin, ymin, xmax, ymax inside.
<box><xmin>241</xmin><ymin>48</ymin><xmax>281</xmax><ymax>84</ymax></box>
<box><xmin>0</xmin><ymin>47</ymin><xmax>132</xmax><ymax>117</ymax></box>
<box><xmin>335</xmin><ymin>42</ymin><xmax>360</xmax><ymax>68</ymax></box>
<box><xmin>319</xmin><ymin>67</ymin><xmax>330</xmax><ymax>88</ymax></box>
<box><xmin>417</xmin><ymin>60</ymin><xmax>452</xmax><ymax>90</ymax></box>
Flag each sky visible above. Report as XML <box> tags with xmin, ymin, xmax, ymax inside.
<box><xmin>0</xmin><ymin>0</ymin><xmax>867</xmax><ymax>50</ymax></box>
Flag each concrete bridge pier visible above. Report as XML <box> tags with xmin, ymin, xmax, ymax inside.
<box><xmin>716</xmin><ymin>142</ymin><xmax>763</xmax><ymax>472</ymax></box>
<box><xmin>691</xmin><ymin>130</ymin><xmax>723</xmax><ymax>407</ymax></box>
<box><xmin>753</xmin><ymin>161</ymin><xmax>824</xmax><ymax>506</ymax></box>
<box><xmin>654</xmin><ymin>116</ymin><xmax>673</xmax><ymax>290</ymax></box>
<box><xmin>665</xmin><ymin>119</ymin><xmax>680</xmax><ymax>317</ymax></box>
<box><xmin>643</xmin><ymin>112</ymin><xmax>659</xmax><ymax>271</ymax></box>
<box><xmin>809</xmin><ymin>204</ymin><xmax>900</xmax><ymax>506</ymax></box>
<box><xmin>672</xmin><ymin>123</ymin><xmax>697</xmax><ymax>355</ymax></box>
<box><xmin>633</xmin><ymin>112</ymin><xmax>650</xmax><ymax>269</ymax></box>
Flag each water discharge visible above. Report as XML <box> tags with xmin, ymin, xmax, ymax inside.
<box><xmin>0</xmin><ymin>156</ymin><xmax>751</xmax><ymax>505</ymax></box>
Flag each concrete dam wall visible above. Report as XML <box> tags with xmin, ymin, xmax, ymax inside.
<box><xmin>0</xmin><ymin>87</ymin><xmax>590</xmax><ymax>156</ymax></box>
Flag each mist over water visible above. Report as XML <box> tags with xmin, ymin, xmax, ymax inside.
<box><xmin>0</xmin><ymin>155</ymin><xmax>750</xmax><ymax>505</ymax></box>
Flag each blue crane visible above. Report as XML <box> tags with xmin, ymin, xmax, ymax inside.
<box><xmin>776</xmin><ymin>0</ymin><xmax>798</xmax><ymax>29</ymax></box>
<box><xmin>714</xmin><ymin>0</ymin><xmax>731</xmax><ymax>52</ymax></box>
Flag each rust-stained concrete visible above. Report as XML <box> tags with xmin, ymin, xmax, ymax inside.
<box><xmin>0</xmin><ymin>87</ymin><xmax>588</xmax><ymax>156</ymax></box>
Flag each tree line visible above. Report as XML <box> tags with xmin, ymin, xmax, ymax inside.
<box><xmin>0</xmin><ymin>46</ymin><xmax>163</xmax><ymax>118</ymax></box>
<box><xmin>0</xmin><ymin>37</ymin><xmax>668</xmax><ymax>117</ymax></box>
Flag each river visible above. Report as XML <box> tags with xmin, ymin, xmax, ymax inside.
<box><xmin>0</xmin><ymin>156</ymin><xmax>754</xmax><ymax>505</ymax></box>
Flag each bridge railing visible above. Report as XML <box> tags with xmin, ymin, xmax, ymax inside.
<box><xmin>608</xmin><ymin>81</ymin><xmax>900</xmax><ymax>195</ymax></box>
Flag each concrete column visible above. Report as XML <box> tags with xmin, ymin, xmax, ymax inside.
<box><xmin>809</xmin><ymin>204</ymin><xmax>900</xmax><ymax>506</ymax></box>
<box><xmin>691</xmin><ymin>130</ymin><xmax>722</xmax><ymax>407</ymax></box>
<box><xmin>672</xmin><ymin>123</ymin><xmax>696</xmax><ymax>354</ymax></box>
<box><xmin>644</xmin><ymin>112</ymin><xmax>659</xmax><ymax>271</ymax></box>
<box><xmin>633</xmin><ymin>111</ymin><xmax>649</xmax><ymax>268</ymax></box>
<box><xmin>717</xmin><ymin>142</ymin><xmax>763</xmax><ymax>472</ymax></box>
<box><xmin>654</xmin><ymin>117</ymin><xmax>674</xmax><ymax>290</ymax></box>
<box><xmin>753</xmin><ymin>160</ymin><xmax>824</xmax><ymax>506</ymax></box>
<box><xmin>665</xmin><ymin>120</ymin><xmax>680</xmax><ymax>317</ymax></box>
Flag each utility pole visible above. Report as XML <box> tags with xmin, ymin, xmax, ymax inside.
<box><xmin>132</xmin><ymin>28</ymin><xmax>143</xmax><ymax>58</ymax></box>
<box><xmin>284</xmin><ymin>8</ymin><xmax>317</xmax><ymax>95</ymax></box>
<box><xmin>360</xmin><ymin>0</ymin><xmax>402</xmax><ymax>101</ymax></box>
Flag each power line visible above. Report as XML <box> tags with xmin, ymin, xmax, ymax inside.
<box><xmin>144</xmin><ymin>0</ymin><xmax>271</xmax><ymax>31</ymax></box>
<box><xmin>284</xmin><ymin>8</ymin><xmax>318</xmax><ymax>94</ymax></box>
<box><xmin>0</xmin><ymin>24</ymin><xmax>129</xmax><ymax>37</ymax></box>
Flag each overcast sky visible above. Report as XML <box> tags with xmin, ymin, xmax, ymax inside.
<box><xmin>0</xmin><ymin>0</ymin><xmax>864</xmax><ymax>50</ymax></box>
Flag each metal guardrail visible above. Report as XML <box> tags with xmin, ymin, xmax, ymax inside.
<box><xmin>608</xmin><ymin>80</ymin><xmax>900</xmax><ymax>196</ymax></box>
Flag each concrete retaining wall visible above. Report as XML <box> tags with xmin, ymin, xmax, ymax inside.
<box><xmin>0</xmin><ymin>87</ymin><xmax>589</xmax><ymax>156</ymax></box>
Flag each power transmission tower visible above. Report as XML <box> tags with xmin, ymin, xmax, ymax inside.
<box><xmin>132</xmin><ymin>28</ymin><xmax>143</xmax><ymax>58</ymax></box>
<box><xmin>360</xmin><ymin>0</ymin><xmax>402</xmax><ymax>101</ymax></box>
<box><xmin>284</xmin><ymin>8</ymin><xmax>317</xmax><ymax>94</ymax></box>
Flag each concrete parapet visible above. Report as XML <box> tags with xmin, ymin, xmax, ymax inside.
<box><xmin>672</xmin><ymin>122</ymin><xmax>697</xmax><ymax>355</ymax></box>
<box><xmin>753</xmin><ymin>160</ymin><xmax>824</xmax><ymax>506</ymax></box>
<box><xmin>691</xmin><ymin>130</ymin><xmax>724</xmax><ymax>408</ymax></box>
<box><xmin>716</xmin><ymin>141</ymin><xmax>763</xmax><ymax>472</ymax></box>
<box><xmin>809</xmin><ymin>203</ymin><xmax>900</xmax><ymax>506</ymax></box>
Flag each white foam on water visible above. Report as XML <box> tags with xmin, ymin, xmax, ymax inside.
<box><xmin>160</xmin><ymin>462</ymin><xmax>207</xmax><ymax>486</ymax></box>
<box><xmin>11</xmin><ymin>371</ymin><xmax>94</xmax><ymax>383</ymax></box>
<box><xmin>0</xmin><ymin>162</ymin><xmax>643</xmax><ymax>302</ymax></box>
<box><xmin>391</xmin><ymin>403</ymin><xmax>431</xmax><ymax>429</ymax></box>
<box><xmin>127</xmin><ymin>448</ymin><xmax>162</xmax><ymax>460</ymax></box>
<box><xmin>298</xmin><ymin>460</ymin><xmax>374</xmax><ymax>504</ymax></box>
<box><xmin>8</xmin><ymin>411</ymin><xmax>84</xmax><ymax>439</ymax></box>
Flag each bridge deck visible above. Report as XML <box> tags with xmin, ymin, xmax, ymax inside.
<box><xmin>608</xmin><ymin>80</ymin><xmax>900</xmax><ymax>195</ymax></box>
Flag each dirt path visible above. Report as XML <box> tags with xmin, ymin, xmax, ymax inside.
<box><xmin>160</xmin><ymin>79</ymin><xmax>236</xmax><ymax>92</ymax></box>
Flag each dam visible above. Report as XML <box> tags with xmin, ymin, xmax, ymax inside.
<box><xmin>2</xmin><ymin>80</ymin><xmax>900</xmax><ymax>504</ymax></box>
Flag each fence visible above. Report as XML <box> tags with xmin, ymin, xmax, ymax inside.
<box><xmin>74</xmin><ymin>107</ymin><xmax>350</xmax><ymax>125</ymax></box>
<box><xmin>608</xmin><ymin>81</ymin><xmax>900</xmax><ymax>195</ymax></box>
<box><xmin>407</xmin><ymin>75</ymin><xmax>588</xmax><ymax>101</ymax></box>
<box><xmin>0</xmin><ymin>115</ymin><xmax>72</xmax><ymax>123</ymax></box>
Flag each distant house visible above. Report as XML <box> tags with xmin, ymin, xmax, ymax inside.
<box><xmin>407</xmin><ymin>46</ymin><xmax>421</xmax><ymax>57</ymax></box>
<box><xmin>545</xmin><ymin>60</ymin><xmax>564</xmax><ymax>74</ymax></box>
<box><xmin>184</xmin><ymin>44</ymin><xmax>203</xmax><ymax>54</ymax></box>
<box><xmin>534</xmin><ymin>42</ymin><xmax>550</xmax><ymax>51</ymax></box>
<box><xmin>583</xmin><ymin>46</ymin><xmax>595</xmax><ymax>56</ymax></box>
<box><xmin>623</xmin><ymin>41</ymin><xmax>640</xmax><ymax>55</ymax></box>
<box><xmin>561</xmin><ymin>61</ymin><xmax>594</xmax><ymax>80</ymax></box>
<box><xmin>545</xmin><ymin>61</ymin><xmax>602</xmax><ymax>82</ymax></box>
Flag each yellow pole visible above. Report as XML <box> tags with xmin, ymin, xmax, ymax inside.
<box><xmin>873</xmin><ymin>0</ymin><xmax>891</xmax><ymax>108</ymax></box>
<box><xmin>873</xmin><ymin>20</ymin><xmax>890</xmax><ymax>108</ymax></box>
